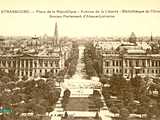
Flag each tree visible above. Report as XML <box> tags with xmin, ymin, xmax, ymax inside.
<box><xmin>64</xmin><ymin>111</ymin><xmax>68</xmax><ymax>118</ymax></box>
<box><xmin>0</xmin><ymin>76</ymin><xmax>11</xmax><ymax>83</ymax></box>
<box><xmin>99</xmin><ymin>74</ymin><xmax>108</xmax><ymax>86</ymax></box>
<box><xmin>46</xmin><ymin>78</ymin><xmax>55</xmax><ymax>92</ymax></box>
<box><xmin>119</xmin><ymin>108</ymin><xmax>130</xmax><ymax>120</ymax></box>
<box><xmin>93</xmin><ymin>90</ymin><xmax>103</xmax><ymax>111</ymax></box>
<box><xmin>109</xmin><ymin>74</ymin><xmax>127</xmax><ymax>96</ymax></box>
<box><xmin>0</xmin><ymin>81</ymin><xmax>5</xmax><ymax>92</ymax></box>
<box><xmin>0</xmin><ymin>68</ymin><xmax>61</xmax><ymax>119</ymax></box>
<box><xmin>7</xmin><ymin>81</ymin><xmax>16</xmax><ymax>92</ymax></box>
<box><xmin>16</xmin><ymin>80</ymin><xmax>25</xmax><ymax>91</ymax></box>
<box><xmin>62</xmin><ymin>89</ymin><xmax>71</xmax><ymax>109</ymax></box>
<box><xmin>22</xmin><ymin>75</ymin><xmax>28</xmax><ymax>81</ymax></box>
<box><xmin>130</xmin><ymin>75</ymin><xmax>146</xmax><ymax>100</ymax></box>
<box><xmin>64</xmin><ymin>89</ymin><xmax>71</xmax><ymax>98</ymax></box>
<box><xmin>137</xmin><ymin>105</ymin><xmax>147</xmax><ymax>118</ymax></box>
<box><xmin>8</xmin><ymin>68</ymin><xmax>18</xmax><ymax>82</ymax></box>
<box><xmin>110</xmin><ymin>105</ymin><xmax>119</xmax><ymax>117</ymax></box>
<box><xmin>121</xmin><ymin>84</ymin><xmax>134</xmax><ymax>106</ymax></box>
<box><xmin>95</xmin><ymin>112</ymin><xmax>101</xmax><ymax>120</ymax></box>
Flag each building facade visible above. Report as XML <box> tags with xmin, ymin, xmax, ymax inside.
<box><xmin>0</xmin><ymin>23</ymin><xmax>70</xmax><ymax>79</ymax></box>
<box><xmin>96</xmin><ymin>33</ymin><xmax>160</xmax><ymax>79</ymax></box>
<box><xmin>102</xmin><ymin>50</ymin><xmax>160</xmax><ymax>79</ymax></box>
<box><xmin>0</xmin><ymin>53</ymin><xmax>63</xmax><ymax>79</ymax></box>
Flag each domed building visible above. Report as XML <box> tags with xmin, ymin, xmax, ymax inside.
<box><xmin>27</xmin><ymin>35</ymin><xmax>41</xmax><ymax>47</ymax></box>
<box><xmin>101</xmin><ymin>33</ymin><xmax>160</xmax><ymax>79</ymax></box>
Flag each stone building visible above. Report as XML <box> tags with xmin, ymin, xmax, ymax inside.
<box><xmin>0</xmin><ymin>23</ymin><xmax>70</xmax><ymax>79</ymax></box>
<box><xmin>95</xmin><ymin>33</ymin><xmax>160</xmax><ymax>79</ymax></box>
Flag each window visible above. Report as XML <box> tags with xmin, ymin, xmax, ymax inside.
<box><xmin>18</xmin><ymin>60</ymin><xmax>20</xmax><ymax>68</ymax></box>
<box><xmin>116</xmin><ymin>69</ymin><xmax>118</xmax><ymax>73</ymax></box>
<box><xmin>106</xmin><ymin>69</ymin><xmax>108</xmax><ymax>73</ymax></box>
<box><xmin>105</xmin><ymin>61</ymin><xmax>109</xmax><ymax>67</ymax></box>
<box><xmin>30</xmin><ymin>71</ymin><xmax>32</xmax><ymax>76</ymax></box>
<box><xmin>142</xmin><ymin>60</ymin><xmax>145</xmax><ymax>67</ymax></box>
<box><xmin>17</xmin><ymin>70</ymin><xmax>19</xmax><ymax>76</ymax></box>
<box><xmin>26</xmin><ymin>71</ymin><xmax>28</xmax><ymax>76</ymax></box>
<box><xmin>112</xmin><ymin>60</ymin><xmax>115</xmax><ymax>66</ymax></box>
<box><xmin>13</xmin><ymin>61</ymin><xmax>16</xmax><ymax>67</ymax></box>
<box><xmin>30</xmin><ymin>60</ymin><xmax>33</xmax><ymax>68</ymax></box>
<box><xmin>2</xmin><ymin>61</ymin><xmax>6</xmax><ymax>67</ymax></box>
<box><xmin>143</xmin><ymin>69</ymin><xmax>145</xmax><ymax>73</ymax></box>
<box><xmin>152</xmin><ymin>70</ymin><xmax>154</xmax><ymax>73</ymax></box>
<box><xmin>44</xmin><ymin>62</ymin><xmax>48</xmax><ymax>67</ymax></box>
<box><xmin>136</xmin><ymin>60</ymin><xmax>139</xmax><ymax>67</ymax></box>
<box><xmin>136</xmin><ymin>69</ymin><xmax>140</xmax><ymax>74</ymax></box>
<box><xmin>119</xmin><ymin>61</ymin><xmax>122</xmax><ymax>66</ymax></box>
<box><xmin>125</xmin><ymin>69</ymin><xmax>127</xmax><ymax>73</ymax></box>
<box><xmin>116</xmin><ymin>61</ymin><xmax>118</xmax><ymax>66</ymax></box>
<box><xmin>125</xmin><ymin>60</ymin><xmax>127</xmax><ymax>67</ymax></box>
<box><xmin>45</xmin><ymin>69</ymin><xmax>47</xmax><ymax>74</ymax></box>
<box><xmin>21</xmin><ymin>71</ymin><xmax>24</xmax><ymax>76</ymax></box>
<box><xmin>34</xmin><ymin>62</ymin><xmax>37</xmax><ymax>68</ymax></box>
<box><xmin>156</xmin><ymin>61</ymin><xmax>158</xmax><ymax>67</ymax></box>
<box><xmin>147</xmin><ymin>60</ymin><xmax>150</xmax><ymax>66</ymax></box>
<box><xmin>129</xmin><ymin>61</ymin><xmax>132</xmax><ymax>67</ymax></box>
<box><xmin>21</xmin><ymin>60</ymin><xmax>24</xmax><ymax>67</ymax></box>
<box><xmin>39</xmin><ymin>60</ymin><xmax>43</xmax><ymax>67</ymax></box>
<box><xmin>26</xmin><ymin>60</ymin><xmax>28</xmax><ymax>68</ymax></box>
<box><xmin>152</xmin><ymin>61</ymin><xmax>154</xmax><ymax>67</ymax></box>
<box><xmin>50</xmin><ymin>62</ymin><xmax>53</xmax><ymax>67</ymax></box>
<box><xmin>55</xmin><ymin>61</ymin><xmax>59</xmax><ymax>67</ymax></box>
<box><xmin>8</xmin><ymin>61</ymin><xmax>11</xmax><ymax>67</ymax></box>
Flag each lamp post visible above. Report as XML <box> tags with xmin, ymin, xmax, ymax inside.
<box><xmin>56</xmin><ymin>76</ymin><xmax>64</xmax><ymax>87</ymax></box>
<box><xmin>148</xmin><ymin>103</ymin><xmax>154</xmax><ymax>120</ymax></box>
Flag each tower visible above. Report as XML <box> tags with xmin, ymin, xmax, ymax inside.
<box><xmin>53</xmin><ymin>22</ymin><xmax>58</xmax><ymax>46</ymax></box>
<box><xmin>151</xmin><ymin>33</ymin><xmax>153</xmax><ymax>42</ymax></box>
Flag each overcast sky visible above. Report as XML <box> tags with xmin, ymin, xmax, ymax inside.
<box><xmin>0</xmin><ymin>0</ymin><xmax>160</xmax><ymax>37</ymax></box>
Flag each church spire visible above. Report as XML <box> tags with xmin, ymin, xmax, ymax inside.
<box><xmin>151</xmin><ymin>32</ymin><xmax>153</xmax><ymax>42</ymax></box>
<box><xmin>53</xmin><ymin>22</ymin><xmax>58</xmax><ymax>46</ymax></box>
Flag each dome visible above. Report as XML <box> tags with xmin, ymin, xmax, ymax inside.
<box><xmin>129</xmin><ymin>32</ymin><xmax>137</xmax><ymax>44</ymax></box>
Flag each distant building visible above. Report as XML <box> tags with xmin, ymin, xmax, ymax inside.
<box><xmin>0</xmin><ymin>23</ymin><xmax>71</xmax><ymax>79</ymax></box>
<box><xmin>95</xmin><ymin>33</ymin><xmax>160</xmax><ymax>79</ymax></box>
<box><xmin>0</xmin><ymin>36</ymin><xmax>5</xmax><ymax>51</ymax></box>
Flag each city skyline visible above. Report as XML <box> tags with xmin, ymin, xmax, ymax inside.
<box><xmin>0</xmin><ymin>0</ymin><xmax>160</xmax><ymax>37</ymax></box>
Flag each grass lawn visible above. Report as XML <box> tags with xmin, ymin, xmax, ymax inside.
<box><xmin>62</xmin><ymin>117</ymin><xmax>98</xmax><ymax>120</ymax></box>
<box><xmin>65</xmin><ymin>97</ymin><xmax>97</xmax><ymax>111</ymax></box>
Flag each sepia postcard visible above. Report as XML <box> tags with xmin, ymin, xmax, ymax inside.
<box><xmin>0</xmin><ymin>0</ymin><xmax>160</xmax><ymax>120</ymax></box>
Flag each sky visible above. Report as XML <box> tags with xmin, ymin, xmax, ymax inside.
<box><xmin>0</xmin><ymin>0</ymin><xmax>160</xmax><ymax>37</ymax></box>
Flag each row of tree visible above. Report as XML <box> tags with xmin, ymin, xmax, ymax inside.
<box><xmin>0</xmin><ymin>70</ymin><xmax>60</xmax><ymax>120</ymax></box>
<box><xmin>42</xmin><ymin>41</ymin><xmax>79</xmax><ymax>85</ymax></box>
<box><xmin>92</xmin><ymin>90</ymin><xmax>103</xmax><ymax>111</ymax></box>
<box><xmin>101</xmin><ymin>74</ymin><xmax>160</xmax><ymax>120</ymax></box>
<box><xmin>65</xmin><ymin>41</ymin><xmax>79</xmax><ymax>77</ymax></box>
<box><xmin>83</xmin><ymin>43</ymin><xmax>102</xmax><ymax>78</ymax></box>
